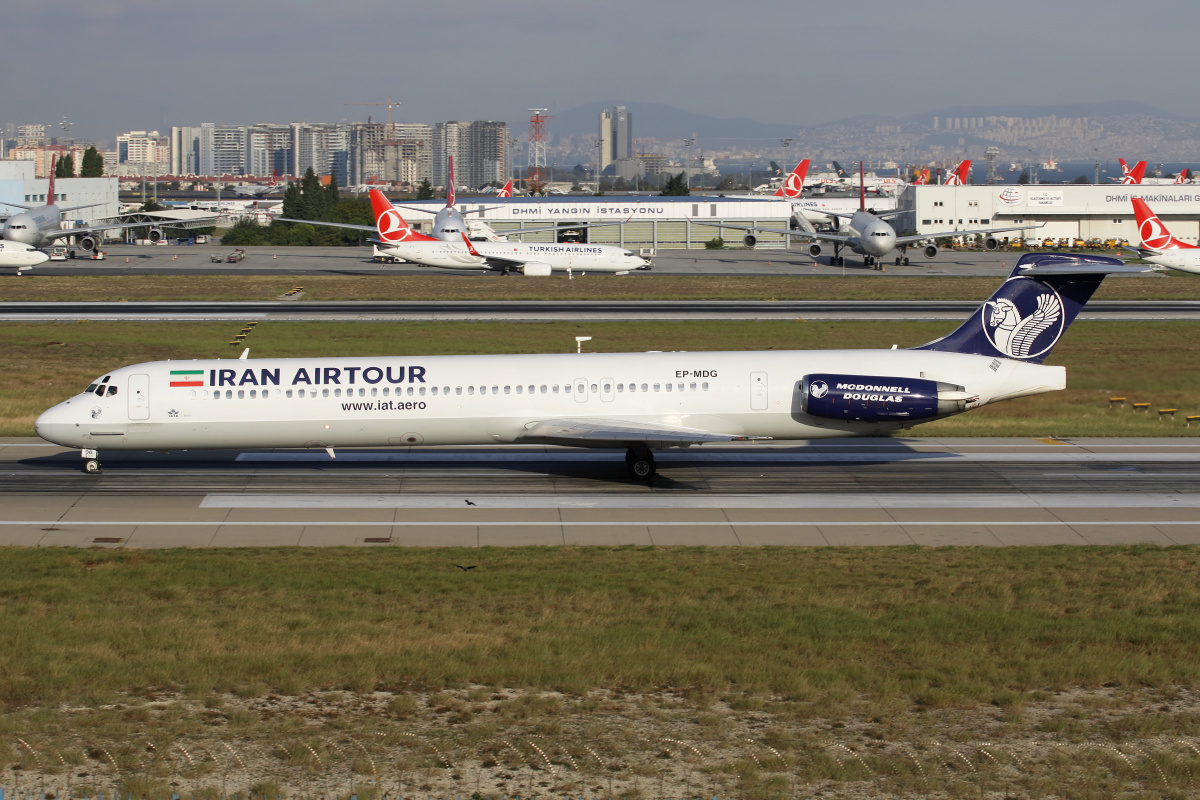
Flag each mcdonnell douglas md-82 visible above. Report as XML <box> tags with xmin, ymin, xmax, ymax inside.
<box><xmin>37</xmin><ymin>254</ymin><xmax>1138</xmax><ymax>479</ymax></box>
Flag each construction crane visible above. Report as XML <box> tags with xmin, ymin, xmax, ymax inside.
<box><xmin>345</xmin><ymin>97</ymin><xmax>402</xmax><ymax>134</ymax></box>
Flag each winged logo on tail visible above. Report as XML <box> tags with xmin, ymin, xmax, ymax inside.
<box><xmin>985</xmin><ymin>286</ymin><xmax>1063</xmax><ymax>359</ymax></box>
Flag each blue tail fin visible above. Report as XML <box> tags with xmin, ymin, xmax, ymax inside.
<box><xmin>916</xmin><ymin>253</ymin><xmax>1141</xmax><ymax>364</ymax></box>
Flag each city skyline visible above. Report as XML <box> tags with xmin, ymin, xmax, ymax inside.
<box><xmin>3</xmin><ymin>0</ymin><xmax>1196</xmax><ymax>146</ymax></box>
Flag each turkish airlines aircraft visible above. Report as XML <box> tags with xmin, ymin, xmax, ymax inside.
<box><xmin>697</xmin><ymin>163</ymin><xmax>1038</xmax><ymax>267</ymax></box>
<box><xmin>369</xmin><ymin>190</ymin><xmax>649</xmax><ymax>275</ymax></box>
<box><xmin>0</xmin><ymin>241</ymin><xmax>50</xmax><ymax>274</ymax></box>
<box><xmin>942</xmin><ymin>160</ymin><xmax>971</xmax><ymax>186</ymax></box>
<box><xmin>0</xmin><ymin>157</ymin><xmax>198</xmax><ymax>254</ymax></box>
<box><xmin>496</xmin><ymin>179</ymin><xmax>515</xmax><ymax>198</ymax></box>
<box><xmin>1130</xmin><ymin>197</ymin><xmax>1200</xmax><ymax>274</ymax></box>
<box><xmin>1114</xmin><ymin>159</ymin><xmax>1147</xmax><ymax>185</ymax></box>
<box><xmin>35</xmin><ymin>254</ymin><xmax>1140</xmax><ymax>480</ymax></box>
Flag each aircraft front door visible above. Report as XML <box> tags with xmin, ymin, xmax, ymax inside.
<box><xmin>128</xmin><ymin>373</ymin><xmax>150</xmax><ymax>420</ymax></box>
<box><xmin>750</xmin><ymin>371</ymin><xmax>768</xmax><ymax>411</ymax></box>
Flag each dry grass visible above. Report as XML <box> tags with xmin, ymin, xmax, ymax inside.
<box><xmin>2</xmin><ymin>547</ymin><xmax>1200</xmax><ymax>797</ymax></box>
<box><xmin>1</xmin><ymin>272</ymin><xmax>1197</xmax><ymax>301</ymax></box>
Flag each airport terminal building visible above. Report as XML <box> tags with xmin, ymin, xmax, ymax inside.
<box><xmin>898</xmin><ymin>184</ymin><xmax>1200</xmax><ymax>245</ymax></box>
<box><xmin>399</xmin><ymin>196</ymin><xmax>796</xmax><ymax>250</ymax></box>
<box><xmin>0</xmin><ymin>162</ymin><xmax>120</xmax><ymax>229</ymax></box>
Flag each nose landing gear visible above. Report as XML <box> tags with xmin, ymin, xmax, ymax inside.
<box><xmin>81</xmin><ymin>449</ymin><xmax>102</xmax><ymax>474</ymax></box>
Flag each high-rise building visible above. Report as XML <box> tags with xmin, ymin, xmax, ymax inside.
<box><xmin>352</xmin><ymin>122</ymin><xmax>432</xmax><ymax>186</ymax></box>
<box><xmin>16</xmin><ymin>124</ymin><xmax>46</xmax><ymax>149</ymax></box>
<box><xmin>245</xmin><ymin>124</ymin><xmax>292</xmax><ymax>178</ymax></box>
<box><xmin>170</xmin><ymin>126</ymin><xmax>203</xmax><ymax>175</ymax></box>
<box><xmin>599</xmin><ymin>106</ymin><xmax>632</xmax><ymax>172</ymax></box>
<box><xmin>291</xmin><ymin>122</ymin><xmax>351</xmax><ymax>185</ymax></box>
<box><xmin>432</xmin><ymin>121</ymin><xmax>507</xmax><ymax>190</ymax></box>
<box><xmin>198</xmin><ymin>124</ymin><xmax>247</xmax><ymax>176</ymax></box>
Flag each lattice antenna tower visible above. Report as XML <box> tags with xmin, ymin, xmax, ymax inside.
<box><xmin>984</xmin><ymin>146</ymin><xmax>1000</xmax><ymax>185</ymax></box>
<box><xmin>527</xmin><ymin>108</ymin><xmax>551</xmax><ymax>195</ymax></box>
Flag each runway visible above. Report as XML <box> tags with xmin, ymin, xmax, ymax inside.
<box><xmin>2</xmin><ymin>437</ymin><xmax>1197</xmax><ymax>548</ymax></box>
<box><xmin>2</xmin><ymin>299</ymin><xmax>1197</xmax><ymax>321</ymax></box>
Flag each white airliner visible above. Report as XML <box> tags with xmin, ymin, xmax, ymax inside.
<box><xmin>0</xmin><ymin>241</ymin><xmax>50</xmax><ymax>274</ymax></box>
<box><xmin>36</xmin><ymin>254</ymin><xmax>1137</xmax><ymax>479</ymax></box>
<box><xmin>0</xmin><ymin>157</ymin><xmax>206</xmax><ymax>256</ymax></box>
<box><xmin>698</xmin><ymin>162</ymin><xmax>1038</xmax><ymax>267</ymax></box>
<box><xmin>231</xmin><ymin>171</ymin><xmax>283</xmax><ymax>197</ymax></box>
<box><xmin>368</xmin><ymin>191</ymin><xmax>648</xmax><ymax>275</ymax></box>
<box><xmin>1130</xmin><ymin>197</ymin><xmax>1200</xmax><ymax>274</ymax></box>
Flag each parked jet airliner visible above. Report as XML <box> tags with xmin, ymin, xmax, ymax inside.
<box><xmin>1130</xmin><ymin>197</ymin><xmax>1200</xmax><ymax>274</ymax></box>
<box><xmin>368</xmin><ymin>191</ymin><xmax>648</xmax><ymax>275</ymax></box>
<box><xmin>0</xmin><ymin>241</ymin><xmax>50</xmax><ymax>274</ymax></box>
<box><xmin>0</xmin><ymin>157</ymin><xmax>213</xmax><ymax>256</ymax></box>
<box><xmin>36</xmin><ymin>254</ymin><xmax>1138</xmax><ymax>479</ymax></box>
<box><xmin>697</xmin><ymin>163</ymin><xmax>1039</xmax><ymax>267</ymax></box>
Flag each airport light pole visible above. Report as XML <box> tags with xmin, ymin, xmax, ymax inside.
<box><xmin>780</xmin><ymin>138</ymin><xmax>792</xmax><ymax>182</ymax></box>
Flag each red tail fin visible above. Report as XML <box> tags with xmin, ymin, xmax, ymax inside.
<box><xmin>447</xmin><ymin>156</ymin><xmax>456</xmax><ymax>208</ymax></box>
<box><xmin>269</xmin><ymin>169</ymin><xmax>277</xmax><ymax>187</ymax></box>
<box><xmin>774</xmin><ymin>159</ymin><xmax>810</xmax><ymax>198</ymax></box>
<box><xmin>497</xmin><ymin>179</ymin><xmax>514</xmax><ymax>198</ymax></box>
<box><xmin>48</xmin><ymin>156</ymin><xmax>57</xmax><ymax>205</ymax></box>
<box><xmin>369</xmin><ymin>189</ymin><xmax>437</xmax><ymax>243</ymax></box>
<box><xmin>1174</xmin><ymin>169</ymin><xmax>1189</xmax><ymax>185</ymax></box>
<box><xmin>1121</xmin><ymin>159</ymin><xmax>1147</xmax><ymax>185</ymax></box>
<box><xmin>944</xmin><ymin>160</ymin><xmax>971</xmax><ymax>185</ymax></box>
<box><xmin>1132</xmin><ymin>198</ymin><xmax>1195</xmax><ymax>250</ymax></box>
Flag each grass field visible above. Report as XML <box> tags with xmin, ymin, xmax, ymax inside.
<box><xmin>2</xmin><ymin>319</ymin><xmax>1197</xmax><ymax>437</ymax></box>
<box><xmin>2</xmin><ymin>546</ymin><xmax>1200</xmax><ymax>798</ymax></box>
<box><xmin>2</xmin><ymin>272</ymin><xmax>1199</xmax><ymax>301</ymax></box>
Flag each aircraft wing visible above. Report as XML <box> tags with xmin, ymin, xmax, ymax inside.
<box><xmin>40</xmin><ymin>215</ymin><xmax>220</xmax><ymax>242</ymax></box>
<box><xmin>0</xmin><ymin>201</ymin><xmax>35</xmax><ymax>210</ymax></box>
<box><xmin>275</xmin><ymin>218</ymin><xmax>374</xmax><ymax>232</ymax></box>
<box><xmin>516</xmin><ymin>417</ymin><xmax>768</xmax><ymax>447</ymax></box>
<box><xmin>895</xmin><ymin>223</ymin><xmax>1043</xmax><ymax>246</ymax></box>
<box><xmin>688</xmin><ymin>219</ymin><xmax>855</xmax><ymax>244</ymax></box>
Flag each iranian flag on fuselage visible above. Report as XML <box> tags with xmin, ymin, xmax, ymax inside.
<box><xmin>169</xmin><ymin>369</ymin><xmax>204</xmax><ymax>388</ymax></box>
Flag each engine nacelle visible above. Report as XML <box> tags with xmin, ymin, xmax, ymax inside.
<box><xmin>743</xmin><ymin>234</ymin><xmax>757</xmax><ymax>248</ymax></box>
<box><xmin>983</xmin><ymin>236</ymin><xmax>999</xmax><ymax>251</ymax></box>
<box><xmin>78</xmin><ymin>235</ymin><xmax>98</xmax><ymax>252</ymax></box>
<box><xmin>147</xmin><ymin>227</ymin><xmax>164</xmax><ymax>243</ymax></box>
<box><xmin>808</xmin><ymin>243</ymin><xmax>822</xmax><ymax>258</ymax></box>
<box><xmin>520</xmin><ymin>262</ymin><xmax>552</xmax><ymax>277</ymax></box>
<box><xmin>923</xmin><ymin>244</ymin><xmax>938</xmax><ymax>259</ymax></box>
<box><xmin>800</xmin><ymin>373</ymin><xmax>973</xmax><ymax>422</ymax></box>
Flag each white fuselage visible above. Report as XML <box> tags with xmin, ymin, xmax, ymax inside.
<box><xmin>36</xmin><ymin>350</ymin><xmax>1064</xmax><ymax>453</ymax></box>
<box><xmin>792</xmin><ymin>196</ymin><xmax>897</xmax><ymax>226</ymax></box>
<box><xmin>380</xmin><ymin>238</ymin><xmax>649</xmax><ymax>273</ymax></box>
<box><xmin>843</xmin><ymin>210</ymin><xmax>899</xmax><ymax>257</ymax></box>
<box><xmin>1144</xmin><ymin>249</ymin><xmax>1200</xmax><ymax>274</ymax></box>
<box><xmin>2</xmin><ymin>204</ymin><xmax>67</xmax><ymax>248</ymax></box>
<box><xmin>0</xmin><ymin>240</ymin><xmax>50</xmax><ymax>269</ymax></box>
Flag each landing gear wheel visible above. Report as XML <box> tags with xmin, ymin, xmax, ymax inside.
<box><xmin>84</xmin><ymin>459</ymin><xmax>102</xmax><ymax>474</ymax></box>
<box><xmin>625</xmin><ymin>447</ymin><xmax>656</xmax><ymax>481</ymax></box>
<box><xmin>903</xmin><ymin>257</ymin><xmax>910</xmax><ymax>266</ymax></box>
<box><xmin>894</xmin><ymin>257</ymin><xmax>902</xmax><ymax>266</ymax></box>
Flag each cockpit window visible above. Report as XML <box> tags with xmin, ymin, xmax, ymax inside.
<box><xmin>85</xmin><ymin>384</ymin><xmax>97</xmax><ymax>394</ymax></box>
<box><xmin>106</xmin><ymin>386</ymin><xmax>118</xmax><ymax>397</ymax></box>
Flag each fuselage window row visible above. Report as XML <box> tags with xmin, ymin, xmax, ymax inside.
<box><xmin>189</xmin><ymin>381</ymin><xmax>710</xmax><ymax>403</ymax></box>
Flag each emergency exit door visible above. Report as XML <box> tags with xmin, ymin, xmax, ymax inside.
<box><xmin>128</xmin><ymin>374</ymin><xmax>150</xmax><ymax>420</ymax></box>
<box><xmin>750</xmin><ymin>372</ymin><xmax>768</xmax><ymax>410</ymax></box>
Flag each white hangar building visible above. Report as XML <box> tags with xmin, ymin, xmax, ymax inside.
<box><xmin>397</xmin><ymin>195</ymin><xmax>796</xmax><ymax>250</ymax></box>
<box><xmin>898</xmin><ymin>184</ymin><xmax>1200</xmax><ymax>245</ymax></box>
<box><xmin>0</xmin><ymin>161</ymin><xmax>120</xmax><ymax>228</ymax></box>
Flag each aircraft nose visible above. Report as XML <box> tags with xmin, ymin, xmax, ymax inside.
<box><xmin>35</xmin><ymin>400</ymin><xmax>84</xmax><ymax>447</ymax></box>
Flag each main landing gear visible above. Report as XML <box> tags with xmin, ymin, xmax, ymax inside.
<box><xmin>625</xmin><ymin>446</ymin><xmax>656</xmax><ymax>481</ymax></box>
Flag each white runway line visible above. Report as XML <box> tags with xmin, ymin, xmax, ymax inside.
<box><xmin>200</xmin><ymin>492</ymin><xmax>1200</xmax><ymax>509</ymax></box>
<box><xmin>234</xmin><ymin>451</ymin><xmax>1200</xmax><ymax>463</ymax></box>
<box><xmin>6</xmin><ymin>520</ymin><xmax>1200</xmax><ymax>527</ymax></box>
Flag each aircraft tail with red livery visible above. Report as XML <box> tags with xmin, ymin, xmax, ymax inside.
<box><xmin>370</xmin><ymin>190</ymin><xmax>439</xmax><ymax>244</ymax></box>
<box><xmin>943</xmin><ymin>160</ymin><xmax>971</xmax><ymax>186</ymax></box>
<box><xmin>1119</xmin><ymin>158</ymin><xmax>1147</xmax><ymax>185</ymax></box>
<box><xmin>773</xmin><ymin>159</ymin><xmax>811</xmax><ymax>198</ymax></box>
<box><xmin>496</xmin><ymin>179</ymin><xmax>514</xmax><ymax>198</ymax></box>
<box><xmin>1132</xmin><ymin>197</ymin><xmax>1195</xmax><ymax>252</ymax></box>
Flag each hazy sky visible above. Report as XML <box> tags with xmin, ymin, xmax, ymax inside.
<box><xmin>4</xmin><ymin>0</ymin><xmax>1194</xmax><ymax>145</ymax></box>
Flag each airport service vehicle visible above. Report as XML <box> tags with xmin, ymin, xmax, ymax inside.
<box><xmin>0</xmin><ymin>240</ymin><xmax>50</xmax><ymax>273</ymax></box>
<box><xmin>0</xmin><ymin>157</ymin><xmax>209</xmax><ymax>256</ymax></box>
<box><xmin>36</xmin><ymin>254</ymin><xmax>1137</xmax><ymax>479</ymax></box>
<box><xmin>1130</xmin><ymin>197</ymin><xmax>1200</xmax><ymax>274</ymax></box>
<box><xmin>696</xmin><ymin>163</ymin><xmax>1039</xmax><ymax>268</ymax></box>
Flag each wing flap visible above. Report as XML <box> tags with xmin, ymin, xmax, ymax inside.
<box><xmin>516</xmin><ymin>417</ymin><xmax>768</xmax><ymax>447</ymax></box>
